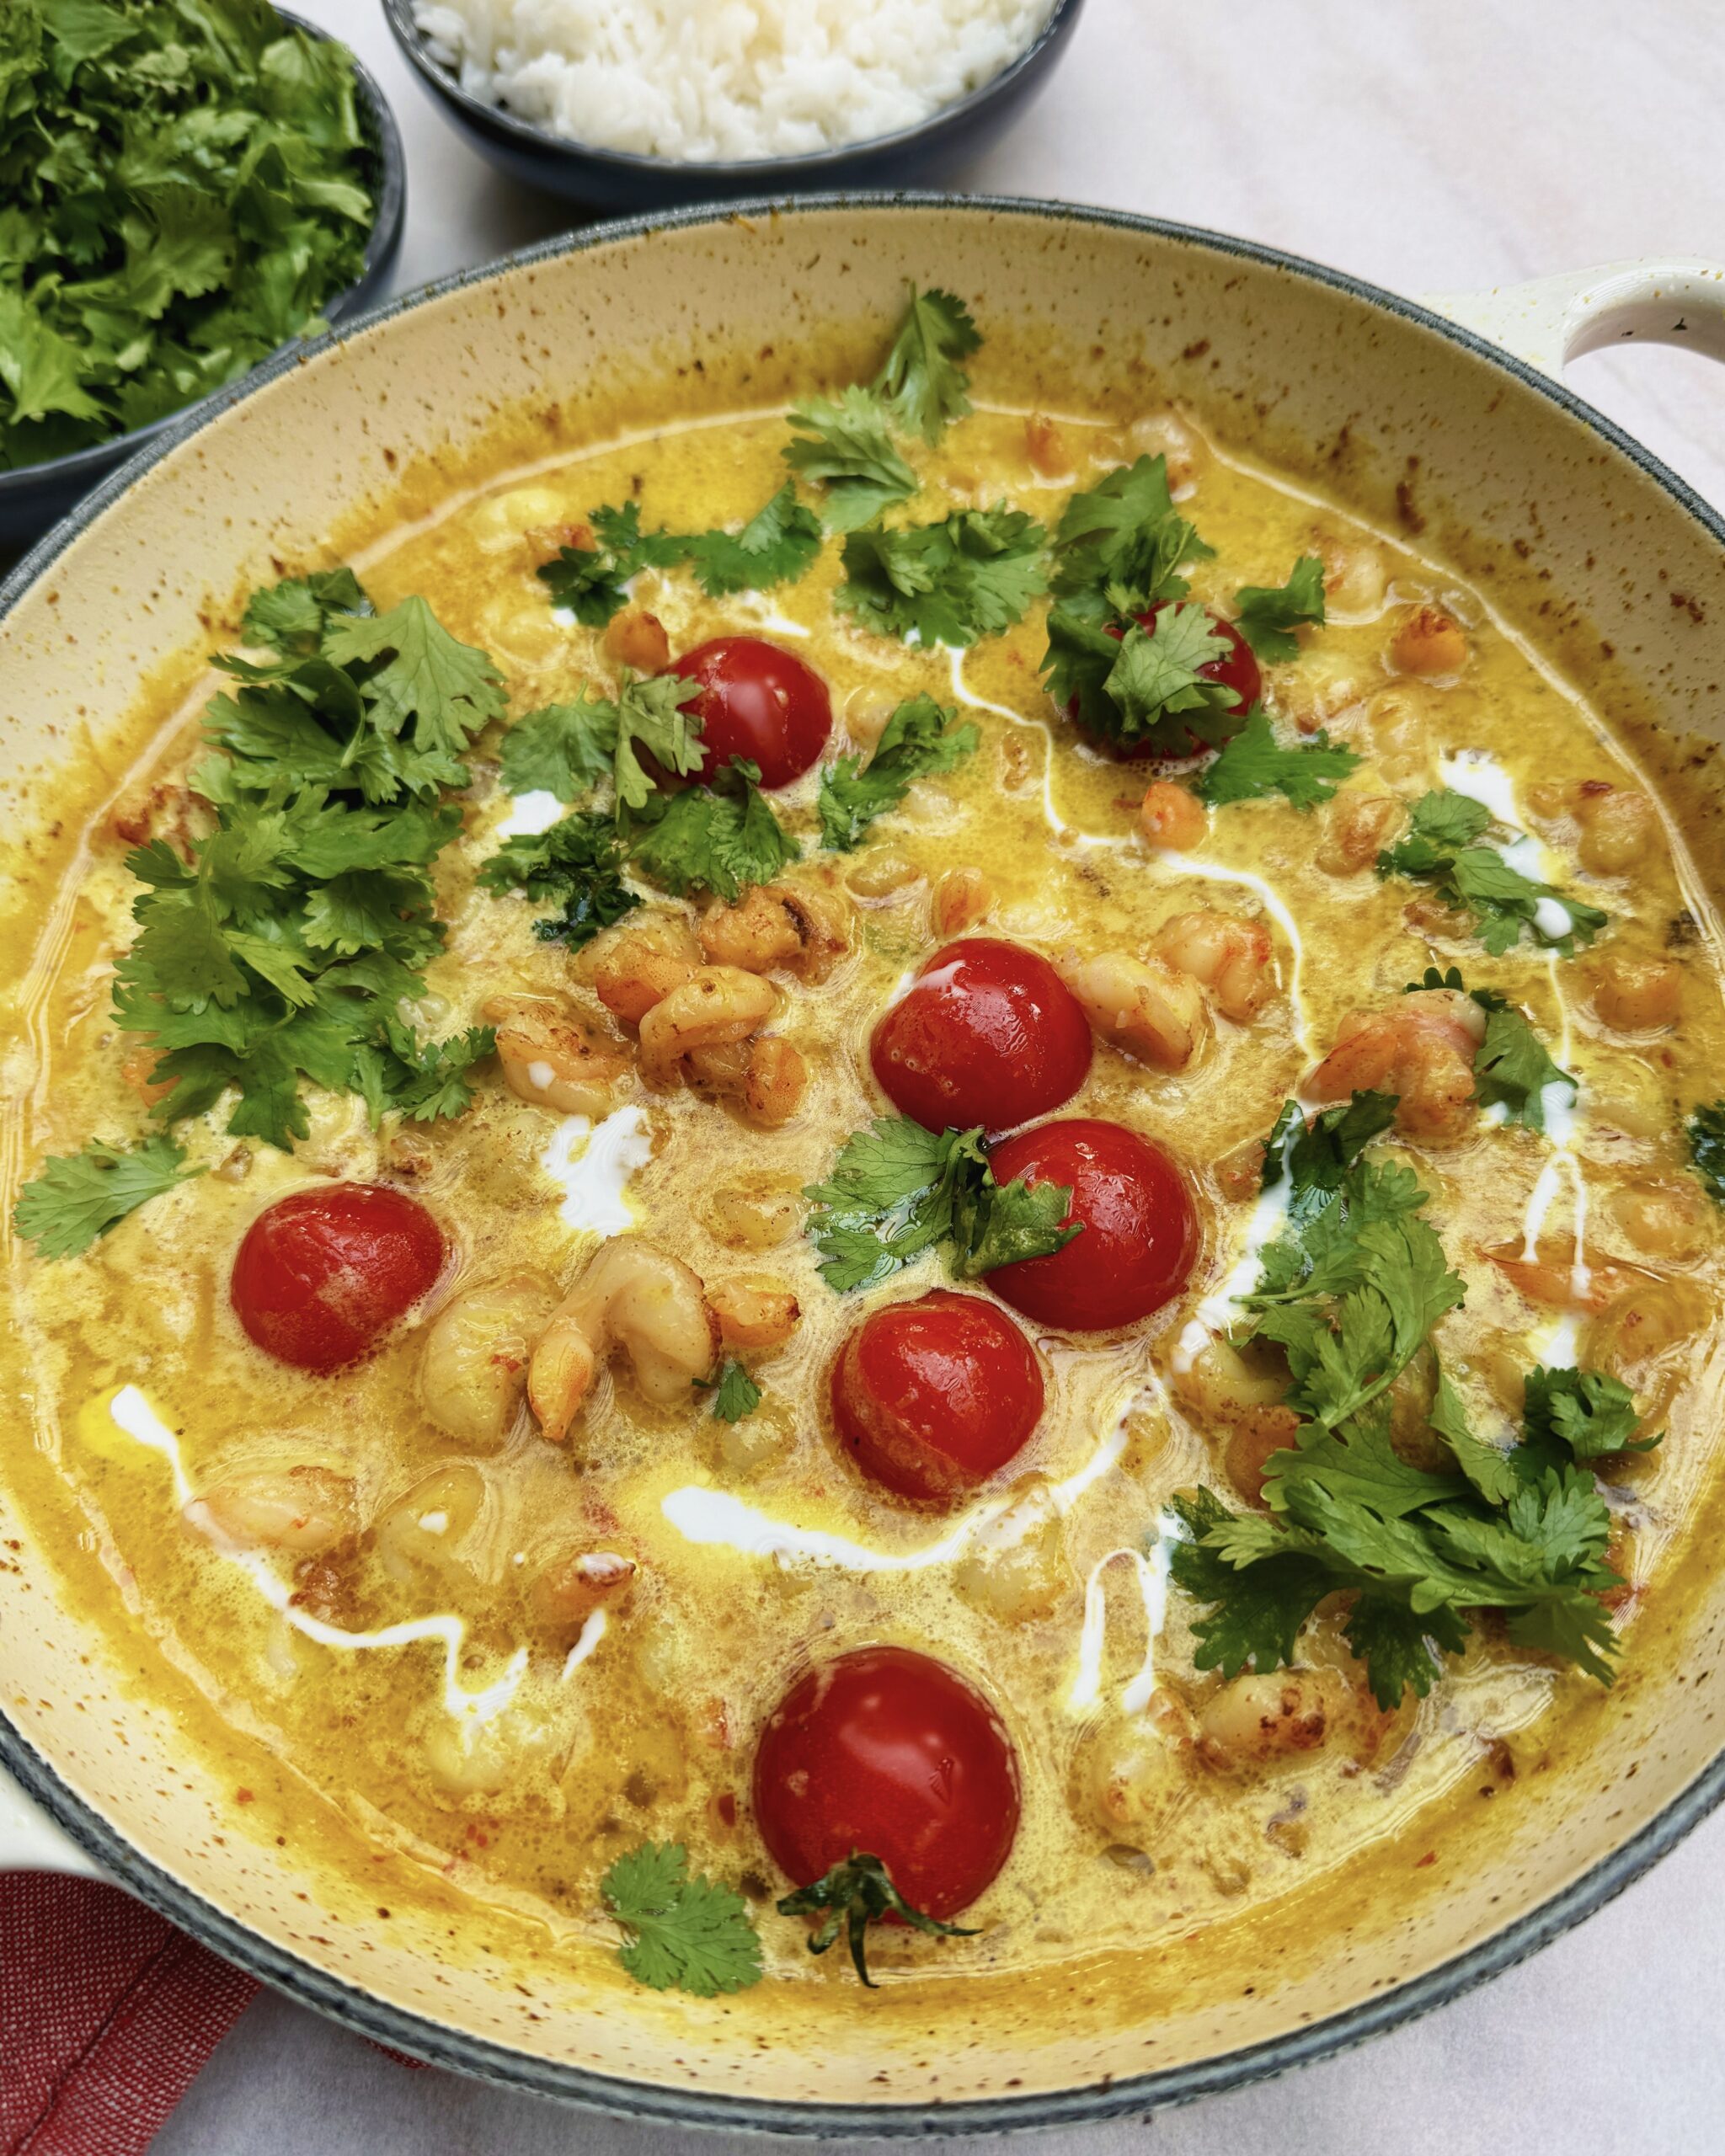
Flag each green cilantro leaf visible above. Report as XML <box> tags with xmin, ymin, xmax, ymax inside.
<box><xmin>1472</xmin><ymin>1005</ymin><xmax>1576</xmax><ymax>1132</ymax></box>
<box><xmin>1378</xmin><ymin>790</ymin><xmax>1608</xmax><ymax>955</ymax></box>
<box><xmin>478</xmin><ymin>812</ymin><xmax>640</xmax><ymax>948</ymax></box>
<box><xmin>782</xmin><ymin>387</ymin><xmax>917</xmax><ymax>531</ymax></box>
<box><xmin>496</xmin><ymin>695</ymin><xmax>619</xmax><ymax>803</ymax></box>
<box><xmin>816</xmin><ymin>695</ymin><xmax>980</xmax><ymax>850</ymax></box>
<box><xmin>13</xmin><ymin>1134</ymin><xmax>204</xmax><ymax>1258</ymax></box>
<box><xmin>361</xmin><ymin>1023</ymin><xmax>497</xmax><ymax>1125</ymax></box>
<box><xmin>1231</xmin><ymin>556</ymin><xmax>1327</xmax><ymax>663</ymax></box>
<box><xmin>709</xmin><ymin>1360</ymin><xmax>762</xmax><ymax>1423</ymax></box>
<box><xmin>537</xmin><ymin>502</ymin><xmax>684</xmax><ymax>624</ymax></box>
<box><xmin>804</xmin><ymin>1115</ymin><xmax>1077</xmax><ymax>1293</ymax></box>
<box><xmin>1043</xmin><ymin>600</ymin><xmax>1250</xmax><ymax>757</ymax></box>
<box><xmin>1193</xmin><ymin>705</ymin><xmax>1360</xmax><ymax>810</ymax></box>
<box><xmin>1522</xmin><ymin>1365</ymin><xmax>1655</xmax><ymax>1464</ymax></box>
<box><xmin>1049</xmin><ymin>456</ymin><xmax>1214</xmax><ymax>621</ymax></box>
<box><xmin>628</xmin><ymin>758</ymin><xmax>798</xmax><ymax>904</ymax></box>
<box><xmin>600</xmin><ymin>1843</ymin><xmax>762</xmax><ymax>1998</ymax></box>
<box><xmin>321</xmin><ymin>595</ymin><xmax>505</xmax><ymax>757</ymax></box>
<box><xmin>682</xmin><ymin>483</ymin><xmax>823</xmax><ymax>598</ymax></box>
<box><xmin>836</xmin><ymin>507</ymin><xmax>1047</xmax><ymax>648</ymax></box>
<box><xmin>1688</xmin><ymin>1099</ymin><xmax>1725</xmax><ymax>1203</ymax></box>
<box><xmin>1166</xmin><ymin>1488</ymin><xmax>1334</xmax><ymax>1676</ymax></box>
<box><xmin>873</xmin><ymin>286</ymin><xmax>980</xmax><ymax>445</ymax></box>
<box><xmin>240</xmin><ymin>567</ymin><xmax>369</xmax><ymax>654</ymax></box>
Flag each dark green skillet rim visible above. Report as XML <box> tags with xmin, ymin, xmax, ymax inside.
<box><xmin>4</xmin><ymin>193</ymin><xmax>1723</xmax><ymax>2136</ymax></box>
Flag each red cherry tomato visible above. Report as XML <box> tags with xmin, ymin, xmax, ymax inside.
<box><xmin>1073</xmin><ymin>603</ymin><xmax>1262</xmax><ymax>760</ymax></box>
<box><xmin>870</xmin><ymin>937</ymin><xmax>1092</xmax><ymax>1135</ymax></box>
<box><xmin>668</xmin><ymin>635</ymin><xmax>832</xmax><ymax>789</ymax></box>
<box><xmin>752</xmin><ymin>1646</ymin><xmax>1021</xmax><ymax>1920</ymax></box>
<box><xmin>985</xmin><ymin>1118</ymin><xmax>1195</xmax><ymax>1330</ymax></box>
<box><xmin>231</xmin><ymin>1185</ymin><xmax>445</xmax><ymax>1374</ymax></box>
<box><xmin>830</xmin><ymin>1290</ymin><xmax>1044</xmax><ymax>1503</ymax></box>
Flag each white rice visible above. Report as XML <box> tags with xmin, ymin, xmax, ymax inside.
<box><xmin>412</xmin><ymin>0</ymin><xmax>1056</xmax><ymax>163</ymax></box>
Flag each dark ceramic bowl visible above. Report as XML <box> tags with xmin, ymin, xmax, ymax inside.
<box><xmin>381</xmin><ymin>0</ymin><xmax>1085</xmax><ymax>209</ymax></box>
<box><xmin>0</xmin><ymin>9</ymin><xmax>406</xmax><ymax>552</ymax></box>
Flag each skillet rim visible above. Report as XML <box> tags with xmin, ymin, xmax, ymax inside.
<box><xmin>4</xmin><ymin>189</ymin><xmax>1725</xmax><ymax>2134</ymax></box>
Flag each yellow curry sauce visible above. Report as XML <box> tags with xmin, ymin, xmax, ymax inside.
<box><xmin>7</xmin><ymin>358</ymin><xmax>1725</xmax><ymax>2001</ymax></box>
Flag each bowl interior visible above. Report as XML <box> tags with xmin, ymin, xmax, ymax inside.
<box><xmin>3</xmin><ymin>199</ymin><xmax>1725</xmax><ymax>2127</ymax></box>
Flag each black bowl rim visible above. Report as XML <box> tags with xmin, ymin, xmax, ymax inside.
<box><xmin>379</xmin><ymin>0</ymin><xmax>1083</xmax><ymax>182</ymax></box>
<box><xmin>0</xmin><ymin>4</ymin><xmax>407</xmax><ymax>499</ymax></box>
<box><xmin>4</xmin><ymin>192</ymin><xmax>1725</xmax><ymax>2136</ymax></box>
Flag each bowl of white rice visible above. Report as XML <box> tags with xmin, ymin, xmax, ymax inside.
<box><xmin>381</xmin><ymin>0</ymin><xmax>1084</xmax><ymax>206</ymax></box>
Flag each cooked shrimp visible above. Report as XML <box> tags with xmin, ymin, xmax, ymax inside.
<box><xmin>1481</xmin><ymin>1238</ymin><xmax>1644</xmax><ymax>1314</ymax></box>
<box><xmin>1308</xmin><ymin>989</ymin><xmax>1487</xmax><ymax>1142</ymax></box>
<box><xmin>190</xmin><ymin>1465</ymin><xmax>355</xmax><ymax>1555</ymax></box>
<box><xmin>418</xmin><ymin>1272</ymin><xmax>559</xmax><ymax>1449</ymax></box>
<box><xmin>1571</xmin><ymin>781</ymin><xmax>1658</xmax><ymax>874</ymax></box>
<box><xmin>682</xmin><ymin>1035</ymin><xmax>809</xmax><ymax>1129</ymax></box>
<box><xmin>579</xmin><ymin>916</ymin><xmax>701</xmax><ymax>1028</ymax></box>
<box><xmin>709</xmin><ymin>1275</ymin><xmax>801</xmax><ymax>1352</ymax></box>
<box><xmin>1593</xmin><ymin>953</ymin><xmax>1682</xmax><ymax>1032</ymax></box>
<box><xmin>638</xmin><ymin>966</ymin><xmax>778</xmax><ymax>1083</ymax></box>
<box><xmin>527</xmin><ymin>1241</ymin><xmax>721</xmax><ymax>1440</ymax></box>
<box><xmin>931</xmin><ymin>867</ymin><xmax>994</xmax><ymax>937</ymax></box>
<box><xmin>481</xmin><ymin>994</ymin><xmax>628</xmax><ymax>1117</ymax></box>
<box><xmin>1313</xmin><ymin>528</ymin><xmax>1388</xmax><ymax>615</ymax></box>
<box><xmin>1196</xmin><ymin>1668</ymin><xmax>1391</xmax><ymax>1771</ymax></box>
<box><xmin>1151</xmin><ymin>909</ymin><xmax>1275</xmax><ymax>1024</ymax></box>
<box><xmin>1059</xmin><ymin>950</ymin><xmax>1209</xmax><ymax>1072</ymax></box>
<box><xmin>697</xmin><ymin>880</ymin><xmax>850</xmax><ymax>981</ymax></box>
<box><xmin>533</xmin><ymin>1547</ymin><xmax>638</xmax><ymax>1629</ymax></box>
<box><xmin>1317</xmin><ymin>792</ymin><xmax>1403</xmax><ymax>876</ymax></box>
<box><xmin>1388</xmin><ymin>603</ymin><xmax>1468</xmax><ymax>676</ymax></box>
<box><xmin>1138</xmin><ymin>780</ymin><xmax>1207</xmax><ymax>851</ymax></box>
<box><xmin>1127</xmin><ymin>410</ymin><xmax>1208</xmax><ymax>490</ymax></box>
<box><xmin>603</xmin><ymin>608</ymin><xmax>670</xmax><ymax>673</ymax></box>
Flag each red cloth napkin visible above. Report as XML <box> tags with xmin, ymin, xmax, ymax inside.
<box><xmin>1</xmin><ymin>1873</ymin><xmax>256</xmax><ymax>2156</ymax></box>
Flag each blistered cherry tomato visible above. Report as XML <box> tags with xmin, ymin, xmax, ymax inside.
<box><xmin>830</xmin><ymin>1289</ymin><xmax>1044</xmax><ymax>1503</ymax></box>
<box><xmin>668</xmin><ymin>635</ymin><xmax>832</xmax><ymax>789</ymax></box>
<box><xmin>752</xmin><ymin>1646</ymin><xmax>1021</xmax><ymax>1920</ymax></box>
<box><xmin>231</xmin><ymin>1185</ymin><xmax>445</xmax><ymax>1373</ymax></box>
<box><xmin>870</xmin><ymin>937</ymin><xmax>1092</xmax><ymax>1134</ymax></box>
<box><xmin>1074</xmin><ymin>603</ymin><xmax>1262</xmax><ymax>760</ymax></box>
<box><xmin>985</xmin><ymin>1118</ymin><xmax>1195</xmax><ymax>1330</ymax></box>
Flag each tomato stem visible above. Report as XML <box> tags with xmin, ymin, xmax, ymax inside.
<box><xmin>776</xmin><ymin>1851</ymin><xmax>976</xmax><ymax>1988</ymax></box>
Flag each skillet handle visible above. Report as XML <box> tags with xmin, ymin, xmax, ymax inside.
<box><xmin>1422</xmin><ymin>257</ymin><xmax>1725</xmax><ymax>378</ymax></box>
<box><xmin>0</xmin><ymin>1752</ymin><xmax>105</xmax><ymax>1878</ymax></box>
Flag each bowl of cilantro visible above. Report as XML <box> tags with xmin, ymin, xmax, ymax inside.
<box><xmin>0</xmin><ymin>0</ymin><xmax>405</xmax><ymax>551</ymax></box>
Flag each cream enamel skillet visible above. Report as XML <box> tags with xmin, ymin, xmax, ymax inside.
<box><xmin>3</xmin><ymin>200</ymin><xmax>1725</xmax><ymax>2130</ymax></box>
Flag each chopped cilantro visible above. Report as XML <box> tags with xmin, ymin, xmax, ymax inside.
<box><xmin>804</xmin><ymin>1115</ymin><xmax>1077</xmax><ymax>1294</ymax></box>
<box><xmin>873</xmin><ymin>286</ymin><xmax>980</xmax><ymax>445</ymax></box>
<box><xmin>0</xmin><ymin>0</ymin><xmax>376</xmax><ymax>469</ymax></box>
<box><xmin>1231</xmin><ymin>556</ymin><xmax>1327</xmax><ymax>663</ymax></box>
<box><xmin>114</xmin><ymin>572</ymin><xmax>502</xmax><ymax>1148</ymax></box>
<box><xmin>817</xmin><ymin>695</ymin><xmax>980</xmax><ymax>851</ymax></box>
<box><xmin>537</xmin><ymin>503</ymin><xmax>684</xmax><ymax>625</ymax></box>
<box><xmin>478</xmin><ymin>813</ymin><xmax>640</xmax><ymax>949</ymax></box>
<box><xmin>836</xmin><ymin>507</ymin><xmax>1047</xmax><ymax>648</ymax></box>
<box><xmin>1167</xmin><ymin>1092</ymin><xmax>1631</xmax><ymax>1706</ymax></box>
<box><xmin>709</xmin><ymin>1361</ymin><xmax>763</xmax><ymax>1423</ymax></box>
<box><xmin>1049</xmin><ymin>456</ymin><xmax>1214</xmax><ymax>622</ymax></box>
<box><xmin>628</xmin><ymin>758</ymin><xmax>798</xmax><ymax>905</ymax></box>
<box><xmin>1044</xmin><ymin>600</ymin><xmax>1249</xmax><ymax>757</ymax></box>
<box><xmin>357</xmin><ymin>1023</ymin><xmax>496</xmax><ymax>1126</ymax></box>
<box><xmin>777</xmin><ymin>1852</ymin><xmax>975</xmax><ymax>1988</ymax></box>
<box><xmin>682</xmin><ymin>484</ymin><xmax>823</xmax><ymax>598</ymax></box>
<box><xmin>601</xmin><ymin>1843</ymin><xmax>762</xmax><ymax>1997</ymax></box>
<box><xmin>1378</xmin><ymin>790</ymin><xmax>1607</xmax><ymax>955</ymax></box>
<box><xmin>1194</xmin><ymin>705</ymin><xmax>1360</xmax><ymax>810</ymax></box>
<box><xmin>13</xmin><ymin>1136</ymin><xmax>204</xmax><ymax>1259</ymax></box>
<box><xmin>1688</xmin><ymin>1100</ymin><xmax>1725</xmax><ymax>1203</ymax></box>
<box><xmin>782</xmin><ymin>387</ymin><xmax>917</xmax><ymax>531</ymax></box>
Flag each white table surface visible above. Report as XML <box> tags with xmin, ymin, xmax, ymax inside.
<box><xmin>152</xmin><ymin>0</ymin><xmax>1725</xmax><ymax>2148</ymax></box>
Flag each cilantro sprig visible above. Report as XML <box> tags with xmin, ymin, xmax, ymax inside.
<box><xmin>1049</xmin><ymin>456</ymin><xmax>1213</xmax><ymax>622</ymax></box>
<box><xmin>783</xmin><ymin>387</ymin><xmax>918</xmax><ymax>531</ymax></box>
<box><xmin>1044</xmin><ymin>600</ymin><xmax>1250</xmax><ymax>757</ymax></box>
<box><xmin>1378</xmin><ymin>791</ymin><xmax>1607</xmax><ymax>956</ymax></box>
<box><xmin>836</xmin><ymin>507</ymin><xmax>1048</xmax><ymax>648</ymax></box>
<box><xmin>630</xmin><ymin>758</ymin><xmax>799</xmax><ymax>904</ymax></box>
<box><xmin>499</xmin><ymin>675</ymin><xmax>704</xmax><ymax>814</ymax></box>
<box><xmin>817</xmin><ymin>695</ymin><xmax>980</xmax><ymax>851</ymax></box>
<box><xmin>804</xmin><ymin>1116</ymin><xmax>1079</xmax><ymax>1293</ymax></box>
<box><xmin>1169</xmin><ymin>1092</ymin><xmax>1637</xmax><ymax>1706</ymax></box>
<box><xmin>708</xmin><ymin>1361</ymin><xmax>763</xmax><ymax>1423</ymax></box>
<box><xmin>13</xmin><ymin>1136</ymin><xmax>204</xmax><ymax>1259</ymax></box>
<box><xmin>1231</xmin><ymin>556</ymin><xmax>1327</xmax><ymax>663</ymax></box>
<box><xmin>114</xmin><ymin>571</ymin><xmax>505</xmax><ymax>1150</ymax></box>
<box><xmin>537</xmin><ymin>490</ymin><xmax>823</xmax><ymax>621</ymax></box>
<box><xmin>1194</xmin><ymin>706</ymin><xmax>1360</xmax><ymax>810</ymax></box>
<box><xmin>601</xmin><ymin>1843</ymin><xmax>762</xmax><ymax>1997</ymax></box>
<box><xmin>1688</xmin><ymin>1100</ymin><xmax>1725</xmax><ymax>1203</ymax></box>
<box><xmin>1404</xmin><ymin>966</ymin><xmax>1577</xmax><ymax>1134</ymax></box>
<box><xmin>537</xmin><ymin>503</ymin><xmax>684</xmax><ymax>625</ymax></box>
<box><xmin>682</xmin><ymin>484</ymin><xmax>823</xmax><ymax>598</ymax></box>
<box><xmin>874</xmin><ymin>287</ymin><xmax>980</xmax><ymax>445</ymax></box>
